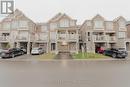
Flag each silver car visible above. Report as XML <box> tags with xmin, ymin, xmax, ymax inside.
<box><xmin>31</xmin><ymin>47</ymin><xmax>44</xmax><ymax>55</ymax></box>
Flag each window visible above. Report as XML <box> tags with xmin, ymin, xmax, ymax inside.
<box><xmin>106</xmin><ymin>22</ymin><xmax>113</xmax><ymax>30</ymax></box>
<box><xmin>88</xmin><ymin>32</ymin><xmax>90</xmax><ymax>36</ymax></box>
<box><xmin>118</xmin><ymin>32</ymin><xmax>126</xmax><ymax>38</ymax></box>
<box><xmin>19</xmin><ymin>21</ymin><xmax>28</xmax><ymax>28</ymax></box>
<box><xmin>3</xmin><ymin>23</ymin><xmax>10</xmax><ymax>29</ymax></box>
<box><xmin>94</xmin><ymin>20</ymin><xmax>104</xmax><ymax>29</ymax></box>
<box><xmin>60</xmin><ymin>19</ymin><xmax>69</xmax><ymax>27</ymax></box>
<box><xmin>51</xmin><ymin>43</ymin><xmax>56</xmax><ymax>51</ymax></box>
<box><xmin>12</xmin><ymin>21</ymin><xmax>18</xmax><ymax>29</ymax></box>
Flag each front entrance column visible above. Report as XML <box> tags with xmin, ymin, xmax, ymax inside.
<box><xmin>55</xmin><ymin>42</ymin><xmax>58</xmax><ymax>54</ymax></box>
<box><xmin>27</xmin><ymin>42</ymin><xmax>30</xmax><ymax>54</ymax></box>
<box><xmin>76</xmin><ymin>42</ymin><xmax>79</xmax><ymax>54</ymax></box>
<box><xmin>46</xmin><ymin>42</ymin><xmax>49</xmax><ymax>53</ymax></box>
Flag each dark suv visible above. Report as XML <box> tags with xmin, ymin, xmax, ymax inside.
<box><xmin>1</xmin><ymin>48</ymin><xmax>24</xmax><ymax>58</ymax></box>
<box><xmin>104</xmin><ymin>48</ymin><xmax>128</xmax><ymax>58</ymax></box>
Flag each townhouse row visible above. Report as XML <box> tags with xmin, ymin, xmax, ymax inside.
<box><xmin>0</xmin><ymin>9</ymin><xmax>130</xmax><ymax>54</ymax></box>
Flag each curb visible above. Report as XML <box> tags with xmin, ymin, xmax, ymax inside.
<box><xmin>0</xmin><ymin>58</ymin><xmax>129</xmax><ymax>62</ymax></box>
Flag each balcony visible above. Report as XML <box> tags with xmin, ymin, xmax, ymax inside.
<box><xmin>107</xmin><ymin>36</ymin><xmax>116</xmax><ymax>42</ymax></box>
<box><xmin>93</xmin><ymin>35</ymin><xmax>116</xmax><ymax>42</ymax></box>
<box><xmin>35</xmin><ymin>37</ymin><xmax>48</xmax><ymax>42</ymax></box>
<box><xmin>0</xmin><ymin>36</ymin><xmax>10</xmax><ymax>42</ymax></box>
<box><xmin>93</xmin><ymin>35</ymin><xmax>106</xmax><ymax>42</ymax></box>
<box><xmin>57</xmin><ymin>34</ymin><xmax>67</xmax><ymax>41</ymax></box>
<box><xmin>68</xmin><ymin>34</ymin><xmax>78</xmax><ymax>41</ymax></box>
<box><xmin>57</xmin><ymin>34</ymin><xmax>78</xmax><ymax>42</ymax></box>
<box><xmin>16</xmin><ymin>36</ymin><xmax>29</xmax><ymax>41</ymax></box>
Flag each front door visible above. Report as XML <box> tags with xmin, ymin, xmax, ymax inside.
<box><xmin>58</xmin><ymin>42</ymin><xmax>69</xmax><ymax>52</ymax></box>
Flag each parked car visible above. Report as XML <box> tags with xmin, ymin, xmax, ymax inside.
<box><xmin>1</xmin><ymin>48</ymin><xmax>25</xmax><ymax>58</ymax></box>
<box><xmin>31</xmin><ymin>47</ymin><xmax>44</xmax><ymax>55</ymax></box>
<box><xmin>0</xmin><ymin>49</ymin><xmax>3</xmax><ymax>58</ymax></box>
<box><xmin>103</xmin><ymin>48</ymin><xmax>128</xmax><ymax>58</ymax></box>
<box><xmin>20</xmin><ymin>47</ymin><xmax>27</xmax><ymax>54</ymax></box>
<box><xmin>96</xmin><ymin>47</ymin><xmax>105</xmax><ymax>54</ymax></box>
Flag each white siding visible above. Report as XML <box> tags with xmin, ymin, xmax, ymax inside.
<box><xmin>50</xmin><ymin>23</ymin><xmax>57</xmax><ymax>30</ymax></box>
<box><xmin>50</xmin><ymin>32</ymin><xmax>56</xmax><ymax>40</ymax></box>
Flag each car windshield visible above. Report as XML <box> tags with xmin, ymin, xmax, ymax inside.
<box><xmin>32</xmin><ymin>48</ymin><xmax>39</xmax><ymax>50</ymax></box>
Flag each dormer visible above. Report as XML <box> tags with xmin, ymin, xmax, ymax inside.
<box><xmin>49</xmin><ymin>13</ymin><xmax>76</xmax><ymax>30</ymax></box>
<box><xmin>92</xmin><ymin>14</ymin><xmax>105</xmax><ymax>30</ymax></box>
<box><xmin>114</xmin><ymin>16</ymin><xmax>127</xmax><ymax>31</ymax></box>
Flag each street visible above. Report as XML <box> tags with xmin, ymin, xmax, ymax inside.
<box><xmin>0</xmin><ymin>59</ymin><xmax>130</xmax><ymax>87</ymax></box>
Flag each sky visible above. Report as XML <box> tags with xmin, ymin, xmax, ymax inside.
<box><xmin>1</xmin><ymin>0</ymin><xmax>130</xmax><ymax>24</ymax></box>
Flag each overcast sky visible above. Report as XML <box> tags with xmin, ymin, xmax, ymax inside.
<box><xmin>1</xmin><ymin>0</ymin><xmax>130</xmax><ymax>24</ymax></box>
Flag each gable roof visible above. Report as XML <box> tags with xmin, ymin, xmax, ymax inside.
<box><xmin>48</xmin><ymin>13</ymin><xmax>75</xmax><ymax>23</ymax></box>
<box><xmin>1</xmin><ymin>9</ymin><xmax>35</xmax><ymax>23</ymax></box>
<box><xmin>113</xmin><ymin>16</ymin><xmax>126</xmax><ymax>22</ymax></box>
<box><xmin>92</xmin><ymin>14</ymin><xmax>105</xmax><ymax>21</ymax></box>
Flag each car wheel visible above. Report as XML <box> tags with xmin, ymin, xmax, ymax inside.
<box><xmin>112</xmin><ymin>53</ymin><xmax>116</xmax><ymax>58</ymax></box>
<box><xmin>21</xmin><ymin>51</ymin><xmax>24</xmax><ymax>55</ymax></box>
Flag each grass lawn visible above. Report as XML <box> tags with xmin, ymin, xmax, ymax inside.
<box><xmin>72</xmin><ymin>52</ymin><xmax>108</xmax><ymax>59</ymax></box>
<box><xmin>36</xmin><ymin>53</ymin><xmax>56</xmax><ymax>60</ymax></box>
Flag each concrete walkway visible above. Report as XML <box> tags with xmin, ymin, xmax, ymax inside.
<box><xmin>55</xmin><ymin>52</ymin><xmax>73</xmax><ymax>59</ymax></box>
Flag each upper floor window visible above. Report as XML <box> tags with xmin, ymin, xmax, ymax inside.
<box><xmin>106</xmin><ymin>22</ymin><xmax>113</xmax><ymax>30</ymax></box>
<box><xmin>118</xmin><ymin>32</ymin><xmax>126</xmax><ymax>38</ymax></box>
<box><xmin>94</xmin><ymin>20</ymin><xmax>104</xmax><ymax>29</ymax></box>
<box><xmin>3</xmin><ymin>23</ymin><xmax>10</xmax><ymax>29</ymax></box>
<box><xmin>60</xmin><ymin>19</ymin><xmax>69</xmax><ymax>27</ymax></box>
<box><xmin>19</xmin><ymin>21</ymin><xmax>28</xmax><ymax>28</ymax></box>
<box><xmin>12</xmin><ymin>21</ymin><xmax>18</xmax><ymax>29</ymax></box>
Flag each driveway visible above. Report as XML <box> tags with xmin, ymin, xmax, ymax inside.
<box><xmin>0</xmin><ymin>54</ymin><xmax>40</xmax><ymax>61</ymax></box>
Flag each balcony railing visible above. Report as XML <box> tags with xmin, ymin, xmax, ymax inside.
<box><xmin>69</xmin><ymin>34</ymin><xmax>78</xmax><ymax>40</ymax></box>
<box><xmin>57</xmin><ymin>34</ymin><xmax>67</xmax><ymax>40</ymax></box>
<box><xmin>0</xmin><ymin>36</ymin><xmax>9</xmax><ymax>42</ymax></box>
<box><xmin>35</xmin><ymin>37</ymin><xmax>48</xmax><ymax>42</ymax></box>
<box><xmin>16</xmin><ymin>36</ymin><xmax>28</xmax><ymax>41</ymax></box>
<box><xmin>93</xmin><ymin>35</ymin><xmax>105</xmax><ymax>41</ymax></box>
<box><xmin>57</xmin><ymin>34</ymin><xmax>78</xmax><ymax>41</ymax></box>
<box><xmin>93</xmin><ymin>35</ymin><xmax>116</xmax><ymax>42</ymax></box>
<box><xmin>107</xmin><ymin>36</ymin><xmax>116</xmax><ymax>42</ymax></box>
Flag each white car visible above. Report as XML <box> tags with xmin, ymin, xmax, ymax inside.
<box><xmin>31</xmin><ymin>47</ymin><xmax>44</xmax><ymax>55</ymax></box>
